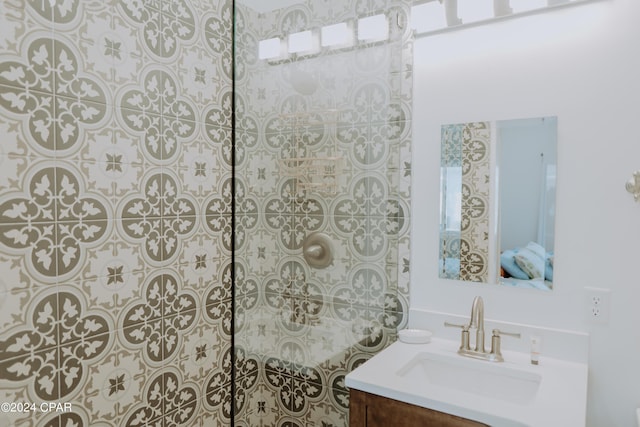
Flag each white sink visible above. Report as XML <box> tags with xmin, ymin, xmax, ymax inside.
<box><xmin>345</xmin><ymin>338</ymin><xmax>588</xmax><ymax>426</ymax></box>
<box><xmin>397</xmin><ymin>351</ymin><xmax>541</xmax><ymax>405</ymax></box>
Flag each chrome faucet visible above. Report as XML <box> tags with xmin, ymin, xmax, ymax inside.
<box><xmin>445</xmin><ymin>296</ymin><xmax>520</xmax><ymax>363</ymax></box>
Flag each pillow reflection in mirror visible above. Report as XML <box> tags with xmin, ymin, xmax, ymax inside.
<box><xmin>500</xmin><ymin>249</ymin><xmax>530</xmax><ymax>280</ymax></box>
<box><xmin>514</xmin><ymin>243</ymin><xmax>546</xmax><ymax>279</ymax></box>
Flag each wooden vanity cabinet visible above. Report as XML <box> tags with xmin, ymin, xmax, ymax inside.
<box><xmin>349</xmin><ymin>390</ymin><xmax>489</xmax><ymax>427</ymax></box>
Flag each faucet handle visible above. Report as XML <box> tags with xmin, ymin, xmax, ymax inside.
<box><xmin>492</xmin><ymin>328</ymin><xmax>521</xmax><ymax>339</ymax></box>
<box><xmin>490</xmin><ymin>329</ymin><xmax>521</xmax><ymax>361</ymax></box>
<box><xmin>444</xmin><ymin>322</ymin><xmax>471</xmax><ymax>351</ymax></box>
<box><xmin>444</xmin><ymin>321</ymin><xmax>469</xmax><ymax>331</ymax></box>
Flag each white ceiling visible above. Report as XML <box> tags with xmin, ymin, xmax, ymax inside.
<box><xmin>237</xmin><ymin>0</ymin><xmax>308</xmax><ymax>13</ymax></box>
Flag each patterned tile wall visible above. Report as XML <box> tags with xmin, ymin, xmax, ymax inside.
<box><xmin>439</xmin><ymin>122</ymin><xmax>490</xmax><ymax>283</ymax></box>
<box><xmin>0</xmin><ymin>0</ymin><xmax>233</xmax><ymax>426</ymax></box>
<box><xmin>233</xmin><ymin>1</ymin><xmax>413</xmax><ymax>426</ymax></box>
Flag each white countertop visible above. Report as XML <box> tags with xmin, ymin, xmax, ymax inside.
<box><xmin>345</xmin><ymin>338</ymin><xmax>588</xmax><ymax>427</ymax></box>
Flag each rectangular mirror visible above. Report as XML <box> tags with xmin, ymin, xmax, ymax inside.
<box><xmin>439</xmin><ymin>117</ymin><xmax>557</xmax><ymax>291</ymax></box>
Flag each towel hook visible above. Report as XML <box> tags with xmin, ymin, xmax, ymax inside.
<box><xmin>625</xmin><ymin>171</ymin><xmax>640</xmax><ymax>202</ymax></box>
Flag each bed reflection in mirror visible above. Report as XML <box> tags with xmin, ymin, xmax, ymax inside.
<box><xmin>439</xmin><ymin>117</ymin><xmax>557</xmax><ymax>291</ymax></box>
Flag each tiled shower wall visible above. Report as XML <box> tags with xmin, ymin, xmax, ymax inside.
<box><xmin>233</xmin><ymin>1</ymin><xmax>413</xmax><ymax>426</ymax></box>
<box><xmin>0</xmin><ymin>1</ymin><xmax>233</xmax><ymax>426</ymax></box>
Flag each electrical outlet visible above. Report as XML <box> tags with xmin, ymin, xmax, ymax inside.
<box><xmin>584</xmin><ymin>287</ymin><xmax>611</xmax><ymax>324</ymax></box>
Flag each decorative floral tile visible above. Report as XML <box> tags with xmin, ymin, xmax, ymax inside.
<box><xmin>239</xmin><ymin>229</ymin><xmax>282</xmax><ymax>278</ymax></box>
<box><xmin>115</xmin><ymin>169</ymin><xmax>198</xmax><ymax>265</ymax></box>
<box><xmin>1</xmin><ymin>34</ymin><xmax>112</xmax><ymax>152</ymax></box>
<box><xmin>203</xmin><ymin>346</ymin><xmax>233</xmax><ymax>420</ymax></box>
<box><xmin>236</xmin><ymin>149</ymin><xmax>278</xmax><ymax>197</ymax></box>
<box><xmin>70</xmin><ymin>343</ymin><xmax>148</xmax><ymax>425</ymax></box>
<box><xmin>122</xmin><ymin>368</ymin><xmax>200</xmax><ymax>427</ymax></box>
<box><xmin>201</xmin><ymin>2</ymin><xmax>233</xmax><ymax>42</ymax></box>
<box><xmin>115</xmin><ymin>66</ymin><xmax>198</xmax><ymax>166</ymax></box>
<box><xmin>236</xmin><ymin>381</ymin><xmax>280</xmax><ymax>426</ymax></box>
<box><xmin>177</xmin><ymin>44</ymin><xmax>223</xmax><ymax>109</ymax></box>
<box><xmin>0</xmin><ymin>286</ymin><xmax>115</xmax><ymax>403</ymax></box>
<box><xmin>306</xmin><ymin>398</ymin><xmax>349</xmax><ymax>427</ymax></box>
<box><xmin>117</xmin><ymin>0</ymin><xmax>196</xmax><ymax>62</ymax></box>
<box><xmin>177</xmin><ymin>231</ymin><xmax>222</xmax><ymax>275</ymax></box>
<box><xmin>117</xmin><ymin>270</ymin><xmax>198</xmax><ymax>366</ymax></box>
<box><xmin>79</xmin><ymin>263</ymin><xmax>148</xmax><ymax>319</ymax></box>
<box><xmin>177</xmin><ymin>319</ymin><xmax>225</xmax><ymax>383</ymax></box>
<box><xmin>0</xmin><ymin>163</ymin><xmax>111</xmax><ymax>283</ymax></box>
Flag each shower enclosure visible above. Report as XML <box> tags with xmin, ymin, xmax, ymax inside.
<box><xmin>0</xmin><ymin>0</ymin><xmax>410</xmax><ymax>425</ymax></box>
<box><xmin>233</xmin><ymin>1</ymin><xmax>413</xmax><ymax>425</ymax></box>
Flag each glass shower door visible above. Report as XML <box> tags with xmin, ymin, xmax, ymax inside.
<box><xmin>233</xmin><ymin>1</ymin><xmax>412</xmax><ymax>425</ymax></box>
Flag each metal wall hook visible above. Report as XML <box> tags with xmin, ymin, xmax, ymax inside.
<box><xmin>625</xmin><ymin>171</ymin><xmax>640</xmax><ymax>201</ymax></box>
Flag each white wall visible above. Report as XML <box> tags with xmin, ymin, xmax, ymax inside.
<box><xmin>499</xmin><ymin>118</ymin><xmax>556</xmax><ymax>251</ymax></box>
<box><xmin>410</xmin><ymin>0</ymin><xmax>640</xmax><ymax>425</ymax></box>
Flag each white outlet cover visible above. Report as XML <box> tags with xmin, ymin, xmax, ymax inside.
<box><xmin>584</xmin><ymin>287</ymin><xmax>611</xmax><ymax>324</ymax></box>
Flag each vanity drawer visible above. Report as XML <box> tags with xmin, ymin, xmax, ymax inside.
<box><xmin>349</xmin><ymin>389</ymin><xmax>489</xmax><ymax>427</ymax></box>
